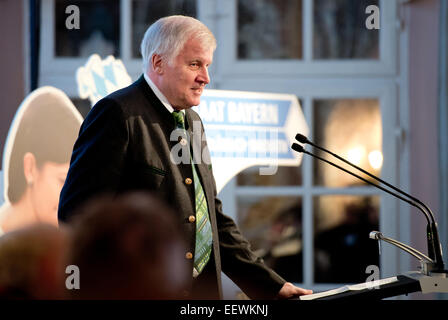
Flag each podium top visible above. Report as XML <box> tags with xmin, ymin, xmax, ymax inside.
<box><xmin>300</xmin><ymin>275</ymin><xmax>421</xmax><ymax>300</ymax></box>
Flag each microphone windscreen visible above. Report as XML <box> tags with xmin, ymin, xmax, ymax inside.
<box><xmin>291</xmin><ymin>143</ymin><xmax>304</xmax><ymax>153</ymax></box>
<box><xmin>295</xmin><ymin>133</ymin><xmax>309</xmax><ymax>144</ymax></box>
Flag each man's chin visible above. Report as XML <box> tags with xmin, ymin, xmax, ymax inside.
<box><xmin>188</xmin><ymin>98</ymin><xmax>202</xmax><ymax>108</ymax></box>
<box><xmin>174</xmin><ymin>97</ymin><xmax>202</xmax><ymax>109</ymax></box>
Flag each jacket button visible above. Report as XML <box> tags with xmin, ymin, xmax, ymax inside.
<box><xmin>185</xmin><ymin>252</ymin><xmax>193</xmax><ymax>260</ymax></box>
<box><xmin>188</xmin><ymin>215</ymin><xmax>196</xmax><ymax>223</ymax></box>
<box><xmin>185</xmin><ymin>178</ymin><xmax>193</xmax><ymax>185</ymax></box>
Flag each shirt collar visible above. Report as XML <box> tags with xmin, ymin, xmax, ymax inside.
<box><xmin>143</xmin><ymin>73</ymin><xmax>185</xmax><ymax>115</ymax></box>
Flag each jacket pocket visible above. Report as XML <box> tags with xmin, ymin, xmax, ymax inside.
<box><xmin>141</xmin><ymin>165</ymin><xmax>166</xmax><ymax>177</ymax></box>
<box><xmin>131</xmin><ymin>165</ymin><xmax>167</xmax><ymax>190</ymax></box>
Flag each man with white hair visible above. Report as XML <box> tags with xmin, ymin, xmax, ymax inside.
<box><xmin>59</xmin><ymin>15</ymin><xmax>312</xmax><ymax>300</ymax></box>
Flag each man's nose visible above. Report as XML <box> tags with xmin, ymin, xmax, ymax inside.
<box><xmin>197</xmin><ymin>67</ymin><xmax>210</xmax><ymax>85</ymax></box>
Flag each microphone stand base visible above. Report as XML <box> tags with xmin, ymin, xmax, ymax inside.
<box><xmin>404</xmin><ymin>270</ymin><xmax>448</xmax><ymax>294</ymax></box>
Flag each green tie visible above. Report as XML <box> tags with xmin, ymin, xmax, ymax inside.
<box><xmin>172</xmin><ymin>111</ymin><xmax>212</xmax><ymax>276</ymax></box>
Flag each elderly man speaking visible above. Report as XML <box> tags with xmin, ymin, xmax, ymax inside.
<box><xmin>58</xmin><ymin>15</ymin><xmax>312</xmax><ymax>300</ymax></box>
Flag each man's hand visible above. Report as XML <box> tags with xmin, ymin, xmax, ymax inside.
<box><xmin>277</xmin><ymin>282</ymin><xmax>313</xmax><ymax>299</ymax></box>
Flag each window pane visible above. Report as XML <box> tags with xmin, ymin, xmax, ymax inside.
<box><xmin>314</xmin><ymin>195</ymin><xmax>380</xmax><ymax>283</ymax></box>
<box><xmin>55</xmin><ymin>0</ymin><xmax>120</xmax><ymax>57</ymax></box>
<box><xmin>238</xmin><ymin>0</ymin><xmax>303</xmax><ymax>59</ymax></box>
<box><xmin>132</xmin><ymin>0</ymin><xmax>197</xmax><ymax>58</ymax></box>
<box><xmin>313</xmin><ymin>99</ymin><xmax>382</xmax><ymax>187</ymax></box>
<box><xmin>237</xmin><ymin>196</ymin><xmax>303</xmax><ymax>282</ymax></box>
<box><xmin>313</xmin><ymin>0</ymin><xmax>379</xmax><ymax>59</ymax></box>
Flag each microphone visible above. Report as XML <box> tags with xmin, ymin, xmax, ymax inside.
<box><xmin>297</xmin><ymin>133</ymin><xmax>433</xmax><ymax>222</ymax></box>
<box><xmin>296</xmin><ymin>134</ymin><xmax>445</xmax><ymax>272</ymax></box>
<box><xmin>292</xmin><ymin>137</ymin><xmax>445</xmax><ymax>273</ymax></box>
<box><xmin>291</xmin><ymin>143</ymin><xmax>430</xmax><ymax>222</ymax></box>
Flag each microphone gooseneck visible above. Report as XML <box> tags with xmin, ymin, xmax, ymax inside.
<box><xmin>296</xmin><ymin>134</ymin><xmax>436</xmax><ymax>226</ymax></box>
<box><xmin>369</xmin><ymin>231</ymin><xmax>432</xmax><ymax>263</ymax></box>
<box><xmin>292</xmin><ymin>135</ymin><xmax>445</xmax><ymax>272</ymax></box>
<box><xmin>291</xmin><ymin>143</ymin><xmax>431</xmax><ymax>225</ymax></box>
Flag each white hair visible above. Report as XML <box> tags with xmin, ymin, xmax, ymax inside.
<box><xmin>140</xmin><ymin>15</ymin><xmax>217</xmax><ymax>73</ymax></box>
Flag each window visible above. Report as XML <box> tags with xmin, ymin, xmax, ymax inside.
<box><xmin>313</xmin><ymin>0</ymin><xmax>379</xmax><ymax>60</ymax></box>
<box><xmin>131</xmin><ymin>0</ymin><xmax>196</xmax><ymax>58</ymax></box>
<box><xmin>314</xmin><ymin>194</ymin><xmax>379</xmax><ymax>283</ymax></box>
<box><xmin>231</xmin><ymin>91</ymin><xmax>393</xmax><ymax>290</ymax></box>
<box><xmin>54</xmin><ymin>0</ymin><xmax>121</xmax><ymax>58</ymax></box>
<box><xmin>236</xmin><ymin>0</ymin><xmax>380</xmax><ymax>61</ymax></box>
<box><xmin>211</xmin><ymin>0</ymin><xmax>402</xmax><ymax>295</ymax></box>
<box><xmin>214</xmin><ymin>0</ymin><xmax>395</xmax><ymax>78</ymax></box>
<box><xmin>39</xmin><ymin>0</ymin><xmax>199</xmax><ymax>98</ymax></box>
<box><xmin>313</xmin><ymin>99</ymin><xmax>382</xmax><ymax>187</ymax></box>
<box><xmin>238</xmin><ymin>195</ymin><xmax>303</xmax><ymax>283</ymax></box>
<box><xmin>312</xmin><ymin>98</ymin><xmax>382</xmax><ymax>283</ymax></box>
<box><xmin>237</xmin><ymin>0</ymin><xmax>303</xmax><ymax>60</ymax></box>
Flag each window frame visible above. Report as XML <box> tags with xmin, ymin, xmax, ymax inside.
<box><xmin>219</xmin><ymin>79</ymin><xmax>401</xmax><ymax>291</ymax></box>
<box><xmin>39</xmin><ymin>0</ymin><xmax>397</xmax><ymax>96</ymax></box>
<box><xmin>39</xmin><ymin>0</ymin><xmax>207</xmax><ymax>96</ymax></box>
<box><xmin>212</xmin><ymin>0</ymin><xmax>396</xmax><ymax>82</ymax></box>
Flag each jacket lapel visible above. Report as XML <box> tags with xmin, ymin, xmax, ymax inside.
<box><xmin>185</xmin><ymin>109</ymin><xmax>216</xmax><ymax>209</ymax></box>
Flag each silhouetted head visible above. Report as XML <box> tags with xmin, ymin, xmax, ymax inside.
<box><xmin>68</xmin><ymin>192</ymin><xmax>189</xmax><ymax>299</ymax></box>
<box><xmin>0</xmin><ymin>223</ymin><xmax>69</xmax><ymax>299</ymax></box>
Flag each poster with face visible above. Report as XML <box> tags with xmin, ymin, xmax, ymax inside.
<box><xmin>0</xmin><ymin>87</ymin><xmax>83</xmax><ymax>235</ymax></box>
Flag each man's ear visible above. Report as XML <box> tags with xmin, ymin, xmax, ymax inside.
<box><xmin>23</xmin><ymin>152</ymin><xmax>37</xmax><ymax>186</ymax></box>
<box><xmin>151</xmin><ymin>54</ymin><xmax>164</xmax><ymax>74</ymax></box>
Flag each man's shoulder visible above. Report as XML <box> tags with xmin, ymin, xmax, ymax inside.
<box><xmin>186</xmin><ymin>108</ymin><xmax>203</xmax><ymax>122</ymax></box>
<box><xmin>89</xmin><ymin>75</ymin><xmax>158</xmax><ymax>117</ymax></box>
<box><xmin>105</xmin><ymin>75</ymin><xmax>149</xmax><ymax>105</ymax></box>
